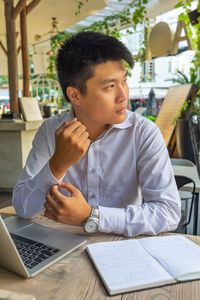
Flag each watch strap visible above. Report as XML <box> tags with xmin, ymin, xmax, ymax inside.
<box><xmin>89</xmin><ymin>206</ymin><xmax>100</xmax><ymax>220</ymax></box>
<box><xmin>83</xmin><ymin>206</ymin><xmax>100</xmax><ymax>232</ymax></box>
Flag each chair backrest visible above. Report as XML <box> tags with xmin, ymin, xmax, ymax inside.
<box><xmin>174</xmin><ymin>175</ymin><xmax>196</xmax><ymax>234</ymax></box>
<box><xmin>175</xmin><ymin>175</ymin><xmax>196</xmax><ymax>191</ymax></box>
<box><xmin>171</xmin><ymin>158</ymin><xmax>196</xmax><ymax>167</ymax></box>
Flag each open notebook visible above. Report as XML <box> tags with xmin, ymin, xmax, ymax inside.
<box><xmin>86</xmin><ymin>235</ymin><xmax>200</xmax><ymax>295</ymax></box>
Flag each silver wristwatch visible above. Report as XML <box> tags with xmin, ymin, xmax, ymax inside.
<box><xmin>84</xmin><ymin>206</ymin><xmax>100</xmax><ymax>233</ymax></box>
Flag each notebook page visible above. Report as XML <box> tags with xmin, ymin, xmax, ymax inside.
<box><xmin>139</xmin><ymin>236</ymin><xmax>200</xmax><ymax>279</ymax></box>
<box><xmin>87</xmin><ymin>239</ymin><xmax>174</xmax><ymax>295</ymax></box>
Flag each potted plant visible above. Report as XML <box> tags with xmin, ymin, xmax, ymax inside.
<box><xmin>163</xmin><ymin>1</ymin><xmax>200</xmax><ymax>162</ymax></box>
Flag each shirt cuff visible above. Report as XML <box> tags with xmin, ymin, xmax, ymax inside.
<box><xmin>98</xmin><ymin>206</ymin><xmax>126</xmax><ymax>235</ymax></box>
<box><xmin>36</xmin><ymin>162</ymin><xmax>65</xmax><ymax>191</ymax></box>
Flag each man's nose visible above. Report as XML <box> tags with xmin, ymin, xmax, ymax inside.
<box><xmin>116</xmin><ymin>85</ymin><xmax>128</xmax><ymax>102</ymax></box>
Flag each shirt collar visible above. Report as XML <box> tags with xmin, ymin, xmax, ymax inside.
<box><xmin>55</xmin><ymin>109</ymin><xmax>75</xmax><ymax>130</ymax></box>
<box><xmin>67</xmin><ymin>108</ymin><xmax>75</xmax><ymax>121</ymax></box>
<box><xmin>58</xmin><ymin>109</ymin><xmax>133</xmax><ymax>131</ymax></box>
<box><xmin>109</xmin><ymin>110</ymin><xmax>133</xmax><ymax>130</ymax></box>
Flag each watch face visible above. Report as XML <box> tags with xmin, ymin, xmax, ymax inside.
<box><xmin>84</xmin><ymin>220</ymin><xmax>98</xmax><ymax>233</ymax></box>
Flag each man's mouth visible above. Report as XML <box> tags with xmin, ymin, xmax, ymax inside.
<box><xmin>116</xmin><ymin>107</ymin><xmax>127</xmax><ymax>114</ymax></box>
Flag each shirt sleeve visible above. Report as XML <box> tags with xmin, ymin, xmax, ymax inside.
<box><xmin>98</xmin><ymin>125</ymin><xmax>181</xmax><ymax>237</ymax></box>
<box><xmin>12</xmin><ymin>121</ymin><xmax>62</xmax><ymax>218</ymax></box>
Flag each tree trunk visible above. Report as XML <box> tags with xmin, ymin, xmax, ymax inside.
<box><xmin>20</xmin><ymin>6</ymin><xmax>30</xmax><ymax>97</ymax></box>
<box><xmin>4</xmin><ymin>0</ymin><xmax>19</xmax><ymax>117</ymax></box>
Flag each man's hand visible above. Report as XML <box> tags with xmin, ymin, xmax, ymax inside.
<box><xmin>49</xmin><ymin>119</ymin><xmax>90</xmax><ymax>179</ymax></box>
<box><xmin>44</xmin><ymin>182</ymin><xmax>92</xmax><ymax>226</ymax></box>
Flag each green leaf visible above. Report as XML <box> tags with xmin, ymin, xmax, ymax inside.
<box><xmin>174</xmin><ymin>1</ymin><xmax>184</xmax><ymax>8</ymax></box>
<box><xmin>177</xmin><ymin>70</ymin><xmax>189</xmax><ymax>83</ymax></box>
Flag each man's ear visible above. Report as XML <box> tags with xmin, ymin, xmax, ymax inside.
<box><xmin>66</xmin><ymin>87</ymin><xmax>80</xmax><ymax>105</ymax></box>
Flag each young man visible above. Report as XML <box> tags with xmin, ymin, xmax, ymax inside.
<box><xmin>12</xmin><ymin>31</ymin><xmax>181</xmax><ymax>237</ymax></box>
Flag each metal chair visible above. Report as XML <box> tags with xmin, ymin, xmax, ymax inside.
<box><xmin>171</xmin><ymin>158</ymin><xmax>196</xmax><ymax>201</ymax></box>
<box><xmin>171</xmin><ymin>158</ymin><xmax>196</xmax><ymax>167</ymax></box>
<box><xmin>174</xmin><ymin>175</ymin><xmax>196</xmax><ymax>235</ymax></box>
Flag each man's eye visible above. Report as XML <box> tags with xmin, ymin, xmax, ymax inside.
<box><xmin>105</xmin><ymin>84</ymin><xmax>114</xmax><ymax>90</ymax></box>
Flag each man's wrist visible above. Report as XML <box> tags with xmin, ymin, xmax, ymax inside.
<box><xmin>49</xmin><ymin>156</ymin><xmax>69</xmax><ymax>179</ymax></box>
<box><xmin>83</xmin><ymin>205</ymin><xmax>92</xmax><ymax>222</ymax></box>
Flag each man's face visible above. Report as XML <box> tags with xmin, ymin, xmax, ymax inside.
<box><xmin>76</xmin><ymin>60</ymin><xmax>129</xmax><ymax>125</ymax></box>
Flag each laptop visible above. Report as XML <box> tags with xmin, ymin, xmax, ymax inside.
<box><xmin>0</xmin><ymin>216</ymin><xmax>87</xmax><ymax>278</ymax></box>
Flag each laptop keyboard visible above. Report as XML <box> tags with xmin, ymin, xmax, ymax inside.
<box><xmin>10</xmin><ymin>233</ymin><xmax>61</xmax><ymax>269</ymax></box>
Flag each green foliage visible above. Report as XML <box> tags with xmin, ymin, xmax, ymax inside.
<box><xmin>166</xmin><ymin>69</ymin><xmax>200</xmax><ymax>87</ymax></box>
<box><xmin>175</xmin><ymin>1</ymin><xmax>200</xmax><ymax>61</ymax></box>
<box><xmin>0</xmin><ymin>76</ymin><xmax>8</xmax><ymax>87</ymax></box>
<box><xmin>145</xmin><ymin>116</ymin><xmax>156</xmax><ymax>122</ymax></box>
<box><xmin>47</xmin><ymin>32</ymin><xmax>73</xmax><ymax>74</ymax></box>
<box><xmin>173</xmin><ymin>99</ymin><xmax>191</xmax><ymax>122</ymax></box>
<box><xmin>174</xmin><ymin>0</ymin><xmax>200</xmax><ymax>90</ymax></box>
<box><xmin>47</xmin><ymin>0</ymin><xmax>149</xmax><ymax>75</ymax></box>
<box><xmin>168</xmin><ymin>0</ymin><xmax>200</xmax><ymax>122</ymax></box>
<box><xmin>167</xmin><ymin>66</ymin><xmax>200</xmax><ymax>122</ymax></box>
<box><xmin>75</xmin><ymin>1</ymin><xmax>89</xmax><ymax>16</ymax></box>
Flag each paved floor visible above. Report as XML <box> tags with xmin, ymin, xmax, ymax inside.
<box><xmin>0</xmin><ymin>191</ymin><xmax>12</xmax><ymax>208</ymax></box>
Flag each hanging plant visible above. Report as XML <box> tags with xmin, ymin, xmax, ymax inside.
<box><xmin>47</xmin><ymin>0</ymin><xmax>149</xmax><ymax>75</ymax></box>
<box><xmin>164</xmin><ymin>0</ymin><xmax>200</xmax><ymax>123</ymax></box>
<box><xmin>174</xmin><ymin>1</ymin><xmax>200</xmax><ymax>82</ymax></box>
<box><xmin>47</xmin><ymin>32</ymin><xmax>73</xmax><ymax>74</ymax></box>
<box><xmin>75</xmin><ymin>0</ymin><xmax>89</xmax><ymax>16</ymax></box>
<box><xmin>170</xmin><ymin>0</ymin><xmax>200</xmax><ymax>121</ymax></box>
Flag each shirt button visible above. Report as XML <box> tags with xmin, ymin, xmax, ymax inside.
<box><xmin>91</xmin><ymin>194</ymin><xmax>96</xmax><ymax>199</ymax></box>
<box><xmin>91</xmin><ymin>168</ymin><xmax>96</xmax><ymax>174</ymax></box>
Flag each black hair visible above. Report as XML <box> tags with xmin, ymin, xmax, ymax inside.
<box><xmin>56</xmin><ymin>31</ymin><xmax>134</xmax><ymax>102</ymax></box>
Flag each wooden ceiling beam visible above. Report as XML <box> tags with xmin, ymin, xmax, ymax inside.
<box><xmin>0</xmin><ymin>40</ymin><xmax>7</xmax><ymax>56</ymax></box>
<box><xmin>146</xmin><ymin>0</ymin><xmax>188</xmax><ymax>20</ymax></box>
<box><xmin>26</xmin><ymin>0</ymin><xmax>41</xmax><ymax>15</ymax></box>
<box><xmin>115</xmin><ymin>0</ymin><xmax>190</xmax><ymax>32</ymax></box>
<box><xmin>17</xmin><ymin>45</ymin><xmax>21</xmax><ymax>55</ymax></box>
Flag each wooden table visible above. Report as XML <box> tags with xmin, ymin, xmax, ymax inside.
<box><xmin>173</xmin><ymin>165</ymin><xmax>200</xmax><ymax>235</ymax></box>
<box><xmin>1</xmin><ymin>211</ymin><xmax>200</xmax><ymax>300</ymax></box>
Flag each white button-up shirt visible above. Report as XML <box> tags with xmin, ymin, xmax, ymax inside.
<box><xmin>12</xmin><ymin>109</ymin><xmax>181</xmax><ymax>237</ymax></box>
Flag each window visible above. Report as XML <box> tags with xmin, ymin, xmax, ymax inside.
<box><xmin>141</xmin><ymin>61</ymin><xmax>155</xmax><ymax>82</ymax></box>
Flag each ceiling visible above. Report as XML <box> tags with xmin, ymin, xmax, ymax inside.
<box><xmin>67</xmin><ymin>0</ymin><xmax>188</xmax><ymax>33</ymax></box>
<box><xmin>0</xmin><ymin>0</ymin><xmax>185</xmax><ymax>47</ymax></box>
<box><xmin>0</xmin><ymin>0</ymin><xmax>107</xmax><ymax>45</ymax></box>
<box><xmin>0</xmin><ymin>0</ymin><xmax>188</xmax><ymax>75</ymax></box>
<box><xmin>67</xmin><ymin>0</ymin><xmax>139</xmax><ymax>33</ymax></box>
